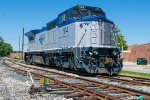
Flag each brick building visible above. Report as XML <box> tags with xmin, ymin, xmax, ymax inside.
<box><xmin>10</xmin><ymin>52</ymin><xmax>23</xmax><ymax>59</ymax></box>
<box><xmin>123</xmin><ymin>43</ymin><xmax>150</xmax><ymax>64</ymax></box>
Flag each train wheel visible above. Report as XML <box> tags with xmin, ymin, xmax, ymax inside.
<box><xmin>109</xmin><ymin>68</ymin><xmax>113</xmax><ymax>76</ymax></box>
<box><xmin>45</xmin><ymin>56</ymin><xmax>49</xmax><ymax>66</ymax></box>
<box><xmin>54</xmin><ymin>60</ymin><xmax>62</xmax><ymax>68</ymax></box>
<box><xmin>69</xmin><ymin>62</ymin><xmax>77</xmax><ymax>70</ymax></box>
<box><xmin>106</xmin><ymin>64</ymin><xmax>113</xmax><ymax>76</ymax></box>
<box><xmin>57</xmin><ymin>61</ymin><xmax>62</xmax><ymax>68</ymax></box>
<box><xmin>61</xmin><ymin>61</ymin><xmax>69</xmax><ymax>68</ymax></box>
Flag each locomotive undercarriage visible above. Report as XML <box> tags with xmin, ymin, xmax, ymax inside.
<box><xmin>25</xmin><ymin>47</ymin><xmax>123</xmax><ymax>75</ymax></box>
<box><xmin>79</xmin><ymin>47</ymin><xmax>123</xmax><ymax>75</ymax></box>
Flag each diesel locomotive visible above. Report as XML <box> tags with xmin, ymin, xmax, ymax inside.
<box><xmin>25</xmin><ymin>5</ymin><xmax>123</xmax><ymax>75</ymax></box>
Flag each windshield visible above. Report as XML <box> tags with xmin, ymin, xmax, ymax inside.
<box><xmin>79</xmin><ymin>9</ymin><xmax>89</xmax><ymax>17</ymax></box>
<box><xmin>92</xmin><ymin>8</ymin><xmax>104</xmax><ymax>16</ymax></box>
<box><xmin>71</xmin><ymin>6</ymin><xmax>105</xmax><ymax>19</ymax></box>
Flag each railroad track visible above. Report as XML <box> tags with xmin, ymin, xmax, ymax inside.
<box><xmin>3</xmin><ymin>59</ymin><xmax>150</xmax><ymax>100</ymax></box>
<box><xmin>96</xmin><ymin>75</ymin><xmax>150</xmax><ymax>87</ymax></box>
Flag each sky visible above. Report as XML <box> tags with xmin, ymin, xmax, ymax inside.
<box><xmin>0</xmin><ymin>0</ymin><xmax>150</xmax><ymax>51</ymax></box>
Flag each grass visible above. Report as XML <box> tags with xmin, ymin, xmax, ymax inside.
<box><xmin>119</xmin><ymin>70</ymin><xmax>150</xmax><ymax>79</ymax></box>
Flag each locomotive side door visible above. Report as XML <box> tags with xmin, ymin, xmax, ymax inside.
<box><xmin>90</xmin><ymin>21</ymin><xmax>99</xmax><ymax>46</ymax></box>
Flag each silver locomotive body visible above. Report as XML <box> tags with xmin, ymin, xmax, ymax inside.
<box><xmin>25</xmin><ymin>5</ymin><xmax>123</xmax><ymax>75</ymax></box>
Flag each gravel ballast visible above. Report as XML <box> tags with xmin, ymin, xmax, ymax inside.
<box><xmin>2</xmin><ymin>59</ymin><xmax>150</xmax><ymax>100</ymax></box>
<box><xmin>0</xmin><ymin>60</ymin><xmax>70</xmax><ymax>100</ymax></box>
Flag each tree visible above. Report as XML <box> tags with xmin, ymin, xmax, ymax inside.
<box><xmin>0</xmin><ymin>37</ymin><xmax>4</xmax><ymax>44</ymax></box>
<box><xmin>0</xmin><ymin>37</ymin><xmax>13</xmax><ymax>57</ymax></box>
<box><xmin>114</xmin><ymin>27</ymin><xmax>128</xmax><ymax>50</ymax></box>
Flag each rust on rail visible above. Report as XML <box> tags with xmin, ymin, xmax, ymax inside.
<box><xmin>3</xmin><ymin>59</ymin><xmax>150</xmax><ymax>100</ymax></box>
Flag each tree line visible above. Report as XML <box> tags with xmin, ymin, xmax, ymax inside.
<box><xmin>0</xmin><ymin>37</ymin><xmax>13</xmax><ymax>57</ymax></box>
<box><xmin>114</xmin><ymin>27</ymin><xmax>128</xmax><ymax>50</ymax></box>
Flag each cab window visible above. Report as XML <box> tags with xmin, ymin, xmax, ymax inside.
<box><xmin>28</xmin><ymin>35</ymin><xmax>35</xmax><ymax>41</ymax></box>
<box><xmin>58</xmin><ymin>12</ymin><xmax>68</xmax><ymax>24</ymax></box>
<box><xmin>47</xmin><ymin>21</ymin><xmax>56</xmax><ymax>30</ymax></box>
<box><xmin>70</xmin><ymin>6</ymin><xmax>105</xmax><ymax>19</ymax></box>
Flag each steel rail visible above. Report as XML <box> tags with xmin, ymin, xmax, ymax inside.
<box><xmin>96</xmin><ymin>75</ymin><xmax>150</xmax><ymax>87</ymax></box>
<box><xmin>14</xmin><ymin>62</ymin><xmax>150</xmax><ymax>99</ymax></box>
<box><xmin>4</xmin><ymin>61</ymin><xmax>119</xmax><ymax>100</ymax></box>
<box><xmin>118</xmin><ymin>75</ymin><xmax>150</xmax><ymax>81</ymax></box>
<box><xmin>3</xmin><ymin>60</ymin><xmax>150</xmax><ymax>100</ymax></box>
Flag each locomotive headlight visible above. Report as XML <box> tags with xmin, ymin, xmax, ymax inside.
<box><xmin>93</xmin><ymin>50</ymin><xmax>98</xmax><ymax>55</ymax></box>
<box><xmin>98</xmin><ymin>18</ymin><xmax>102</xmax><ymax>22</ymax></box>
<box><xmin>113</xmin><ymin>51</ymin><xmax>117</xmax><ymax>56</ymax></box>
<box><xmin>89</xmin><ymin>52</ymin><xmax>93</xmax><ymax>56</ymax></box>
<box><xmin>98</xmin><ymin>18</ymin><xmax>102</xmax><ymax>26</ymax></box>
<box><xmin>112</xmin><ymin>24</ymin><xmax>115</xmax><ymax>29</ymax></box>
<box><xmin>80</xmin><ymin>23</ymin><xmax>83</xmax><ymax>28</ymax></box>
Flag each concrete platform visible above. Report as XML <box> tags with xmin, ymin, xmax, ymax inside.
<box><xmin>122</xmin><ymin>62</ymin><xmax>150</xmax><ymax>74</ymax></box>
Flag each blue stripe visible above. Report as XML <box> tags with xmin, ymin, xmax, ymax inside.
<box><xmin>25</xmin><ymin>27</ymin><xmax>47</xmax><ymax>36</ymax></box>
<box><xmin>26</xmin><ymin>16</ymin><xmax>113</xmax><ymax>37</ymax></box>
<box><xmin>26</xmin><ymin>5</ymin><xmax>114</xmax><ymax>36</ymax></box>
<box><xmin>46</xmin><ymin>18</ymin><xmax>57</xmax><ymax>25</ymax></box>
<box><xmin>58</xmin><ymin>16</ymin><xmax>114</xmax><ymax>28</ymax></box>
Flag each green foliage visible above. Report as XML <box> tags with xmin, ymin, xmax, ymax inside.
<box><xmin>114</xmin><ymin>27</ymin><xmax>128</xmax><ymax>50</ymax></box>
<box><xmin>0</xmin><ymin>36</ymin><xmax>13</xmax><ymax>57</ymax></box>
<box><xmin>0</xmin><ymin>37</ymin><xmax>4</xmax><ymax>44</ymax></box>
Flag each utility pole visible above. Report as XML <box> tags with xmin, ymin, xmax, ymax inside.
<box><xmin>22</xmin><ymin>28</ymin><xmax>24</xmax><ymax>60</ymax></box>
<box><xmin>121</xmin><ymin>40</ymin><xmax>124</xmax><ymax>58</ymax></box>
<box><xmin>19</xmin><ymin>36</ymin><xmax>21</xmax><ymax>59</ymax></box>
<box><xmin>121</xmin><ymin>45</ymin><xmax>124</xmax><ymax>58</ymax></box>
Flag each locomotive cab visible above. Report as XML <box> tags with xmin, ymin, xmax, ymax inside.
<box><xmin>70</xmin><ymin>5</ymin><xmax>106</xmax><ymax>19</ymax></box>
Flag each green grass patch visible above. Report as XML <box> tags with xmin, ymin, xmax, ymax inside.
<box><xmin>119</xmin><ymin>70</ymin><xmax>150</xmax><ymax>79</ymax></box>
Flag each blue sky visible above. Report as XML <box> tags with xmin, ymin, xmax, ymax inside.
<box><xmin>0</xmin><ymin>0</ymin><xmax>150</xmax><ymax>51</ymax></box>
